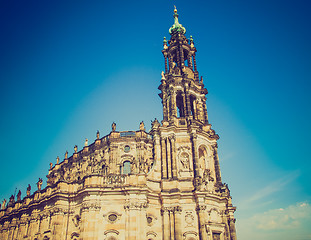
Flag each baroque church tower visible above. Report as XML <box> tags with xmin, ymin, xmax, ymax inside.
<box><xmin>0</xmin><ymin>8</ymin><xmax>237</xmax><ymax>240</ymax></box>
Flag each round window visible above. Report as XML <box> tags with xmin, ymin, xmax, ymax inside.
<box><xmin>124</xmin><ymin>145</ymin><xmax>130</xmax><ymax>152</ymax></box>
<box><xmin>108</xmin><ymin>214</ymin><xmax>117</xmax><ymax>222</ymax></box>
<box><xmin>147</xmin><ymin>216</ymin><xmax>153</xmax><ymax>224</ymax></box>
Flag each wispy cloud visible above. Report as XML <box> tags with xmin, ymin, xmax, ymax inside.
<box><xmin>241</xmin><ymin>170</ymin><xmax>300</xmax><ymax>208</ymax></box>
<box><xmin>238</xmin><ymin>201</ymin><xmax>311</xmax><ymax>240</ymax></box>
<box><xmin>252</xmin><ymin>202</ymin><xmax>311</xmax><ymax>230</ymax></box>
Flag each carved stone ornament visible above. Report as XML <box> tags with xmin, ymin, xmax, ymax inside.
<box><xmin>103</xmin><ymin>211</ymin><xmax>122</xmax><ymax>224</ymax></box>
<box><xmin>146</xmin><ymin>213</ymin><xmax>157</xmax><ymax>226</ymax></box>
<box><xmin>124</xmin><ymin>201</ymin><xmax>148</xmax><ymax>210</ymax></box>
<box><xmin>81</xmin><ymin>202</ymin><xmax>101</xmax><ymax>212</ymax></box>
<box><xmin>185</xmin><ymin>211</ymin><xmax>194</xmax><ymax>227</ymax></box>
<box><xmin>177</xmin><ymin>146</ymin><xmax>192</xmax><ymax>174</ymax></box>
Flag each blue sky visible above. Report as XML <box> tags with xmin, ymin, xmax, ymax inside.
<box><xmin>0</xmin><ymin>0</ymin><xmax>310</xmax><ymax>239</ymax></box>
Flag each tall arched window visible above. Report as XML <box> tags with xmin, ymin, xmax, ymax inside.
<box><xmin>123</xmin><ymin>161</ymin><xmax>131</xmax><ymax>175</ymax></box>
<box><xmin>176</xmin><ymin>92</ymin><xmax>185</xmax><ymax>118</ymax></box>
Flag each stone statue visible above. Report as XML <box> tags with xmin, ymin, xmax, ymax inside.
<box><xmin>74</xmin><ymin>145</ymin><xmax>78</xmax><ymax>153</ymax></box>
<box><xmin>96</xmin><ymin>130</ymin><xmax>100</xmax><ymax>139</ymax></box>
<box><xmin>112</xmin><ymin>122</ymin><xmax>116</xmax><ymax>132</ymax></box>
<box><xmin>50</xmin><ymin>162</ymin><xmax>53</xmax><ymax>169</ymax></box>
<box><xmin>56</xmin><ymin>156</ymin><xmax>60</xmax><ymax>164</ymax></box>
<box><xmin>161</xmin><ymin>71</ymin><xmax>166</xmax><ymax>80</ymax></box>
<box><xmin>180</xmin><ymin>153</ymin><xmax>190</xmax><ymax>169</ymax></box>
<box><xmin>17</xmin><ymin>190</ymin><xmax>21</xmax><ymax>201</ymax></box>
<box><xmin>2</xmin><ymin>199</ymin><xmax>6</xmax><ymax>209</ymax></box>
<box><xmin>85</xmin><ymin>138</ymin><xmax>88</xmax><ymax>147</ymax></box>
<box><xmin>139</xmin><ymin>121</ymin><xmax>145</xmax><ymax>131</ymax></box>
<box><xmin>65</xmin><ymin>151</ymin><xmax>68</xmax><ymax>159</ymax></box>
<box><xmin>37</xmin><ymin>178</ymin><xmax>43</xmax><ymax>191</ymax></box>
<box><xmin>9</xmin><ymin>195</ymin><xmax>14</xmax><ymax>205</ymax></box>
<box><xmin>26</xmin><ymin>184</ymin><xmax>31</xmax><ymax>196</ymax></box>
<box><xmin>151</xmin><ymin>118</ymin><xmax>160</xmax><ymax>130</ymax></box>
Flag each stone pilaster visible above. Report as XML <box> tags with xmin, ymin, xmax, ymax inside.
<box><xmin>166</xmin><ymin>137</ymin><xmax>172</xmax><ymax>179</ymax></box>
<box><xmin>196</xmin><ymin>205</ymin><xmax>208</xmax><ymax>240</ymax></box>
<box><xmin>169</xmin><ymin>135</ymin><xmax>177</xmax><ymax>179</ymax></box>
<box><xmin>161</xmin><ymin>137</ymin><xmax>168</xmax><ymax>179</ymax></box>
<box><xmin>174</xmin><ymin>206</ymin><xmax>182</xmax><ymax>240</ymax></box>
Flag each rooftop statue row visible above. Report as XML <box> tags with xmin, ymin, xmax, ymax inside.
<box><xmin>1</xmin><ymin>120</ymin><xmax>156</xmax><ymax>211</ymax></box>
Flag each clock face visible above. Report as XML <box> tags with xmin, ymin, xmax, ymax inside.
<box><xmin>124</xmin><ymin>145</ymin><xmax>130</xmax><ymax>153</ymax></box>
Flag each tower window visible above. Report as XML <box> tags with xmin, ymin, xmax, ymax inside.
<box><xmin>176</xmin><ymin>93</ymin><xmax>185</xmax><ymax>118</ymax></box>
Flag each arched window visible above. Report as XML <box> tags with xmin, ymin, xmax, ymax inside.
<box><xmin>123</xmin><ymin>161</ymin><xmax>131</xmax><ymax>175</ymax></box>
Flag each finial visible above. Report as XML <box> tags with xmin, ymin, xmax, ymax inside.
<box><xmin>169</xmin><ymin>6</ymin><xmax>186</xmax><ymax>35</ymax></box>
<box><xmin>190</xmin><ymin>35</ymin><xmax>194</xmax><ymax>47</ymax></box>
<box><xmin>163</xmin><ymin>37</ymin><xmax>168</xmax><ymax>49</ymax></box>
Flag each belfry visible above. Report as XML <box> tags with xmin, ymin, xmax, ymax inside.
<box><xmin>0</xmin><ymin>8</ymin><xmax>237</xmax><ymax>240</ymax></box>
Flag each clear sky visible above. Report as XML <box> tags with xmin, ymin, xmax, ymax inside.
<box><xmin>0</xmin><ymin>0</ymin><xmax>310</xmax><ymax>239</ymax></box>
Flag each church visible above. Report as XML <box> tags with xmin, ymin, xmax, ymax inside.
<box><xmin>0</xmin><ymin>8</ymin><xmax>237</xmax><ymax>240</ymax></box>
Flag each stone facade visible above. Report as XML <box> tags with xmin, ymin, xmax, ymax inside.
<box><xmin>0</xmin><ymin>8</ymin><xmax>237</xmax><ymax>240</ymax></box>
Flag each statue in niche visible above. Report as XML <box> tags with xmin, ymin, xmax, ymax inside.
<box><xmin>37</xmin><ymin>178</ymin><xmax>43</xmax><ymax>191</ymax></box>
<box><xmin>17</xmin><ymin>190</ymin><xmax>21</xmax><ymax>201</ymax></box>
<box><xmin>26</xmin><ymin>184</ymin><xmax>31</xmax><ymax>196</ymax></box>
<box><xmin>112</xmin><ymin>122</ymin><xmax>116</xmax><ymax>132</ymax></box>
<box><xmin>180</xmin><ymin>152</ymin><xmax>190</xmax><ymax>169</ymax></box>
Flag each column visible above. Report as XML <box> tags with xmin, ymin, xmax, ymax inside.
<box><xmin>202</xmin><ymin>98</ymin><xmax>208</xmax><ymax>123</ymax></box>
<box><xmin>174</xmin><ymin>206</ymin><xmax>182</xmax><ymax>240</ymax></box>
<box><xmin>166</xmin><ymin>138</ymin><xmax>172</xmax><ymax>179</ymax></box>
<box><xmin>229</xmin><ymin>218</ymin><xmax>237</xmax><ymax>240</ymax></box>
<box><xmin>163</xmin><ymin>91</ymin><xmax>168</xmax><ymax>121</ymax></box>
<box><xmin>212</xmin><ymin>145</ymin><xmax>222</xmax><ymax>183</ymax></box>
<box><xmin>191</xmin><ymin>133</ymin><xmax>200</xmax><ymax>179</ymax></box>
<box><xmin>196</xmin><ymin>205</ymin><xmax>208</xmax><ymax>240</ymax></box>
<box><xmin>170</xmin><ymin>135</ymin><xmax>177</xmax><ymax>179</ymax></box>
<box><xmin>153</xmin><ymin>134</ymin><xmax>162</xmax><ymax>175</ymax></box>
<box><xmin>169</xmin><ymin>209</ymin><xmax>174</xmax><ymax>240</ymax></box>
<box><xmin>186</xmin><ymin>90</ymin><xmax>192</xmax><ymax>117</ymax></box>
<box><xmin>161</xmin><ymin>137</ymin><xmax>167</xmax><ymax>179</ymax></box>
<box><xmin>162</xmin><ymin>208</ymin><xmax>170</xmax><ymax>240</ymax></box>
<box><xmin>182</xmin><ymin>93</ymin><xmax>187</xmax><ymax>118</ymax></box>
